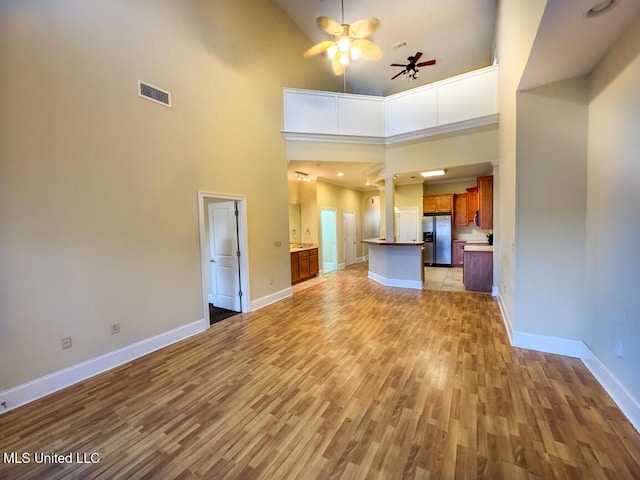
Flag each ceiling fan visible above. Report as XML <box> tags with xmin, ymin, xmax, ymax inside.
<box><xmin>391</xmin><ymin>52</ymin><xmax>436</xmax><ymax>80</ymax></box>
<box><xmin>303</xmin><ymin>0</ymin><xmax>382</xmax><ymax>76</ymax></box>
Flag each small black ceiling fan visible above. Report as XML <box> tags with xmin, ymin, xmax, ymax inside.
<box><xmin>391</xmin><ymin>52</ymin><xmax>436</xmax><ymax>80</ymax></box>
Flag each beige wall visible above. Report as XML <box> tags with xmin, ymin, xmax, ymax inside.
<box><xmin>394</xmin><ymin>183</ymin><xmax>423</xmax><ymax>210</ymax></box>
<box><xmin>424</xmin><ymin>180</ymin><xmax>476</xmax><ymax>196</ymax></box>
<box><xmin>0</xmin><ymin>0</ymin><xmax>339</xmax><ymax>389</ymax></box>
<box><xmin>496</xmin><ymin>0</ymin><xmax>547</xmax><ymax>326</ymax></box>
<box><xmin>516</xmin><ymin>77</ymin><xmax>588</xmax><ymax>339</ymax></box>
<box><xmin>586</xmin><ymin>14</ymin><xmax>640</xmax><ymax>401</ymax></box>
<box><xmin>384</xmin><ymin>125</ymin><xmax>499</xmax><ymax>175</ymax></box>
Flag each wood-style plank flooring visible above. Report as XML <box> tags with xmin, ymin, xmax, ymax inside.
<box><xmin>1</xmin><ymin>262</ymin><xmax>639</xmax><ymax>479</ymax></box>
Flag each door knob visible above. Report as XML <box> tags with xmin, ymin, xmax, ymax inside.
<box><xmin>210</xmin><ymin>259</ymin><xmax>216</xmax><ymax>263</ymax></box>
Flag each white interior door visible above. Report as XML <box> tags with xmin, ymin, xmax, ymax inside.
<box><xmin>209</xmin><ymin>201</ymin><xmax>240</xmax><ymax>311</ymax></box>
<box><xmin>343</xmin><ymin>210</ymin><xmax>356</xmax><ymax>266</ymax></box>
<box><xmin>396</xmin><ymin>207</ymin><xmax>419</xmax><ymax>242</ymax></box>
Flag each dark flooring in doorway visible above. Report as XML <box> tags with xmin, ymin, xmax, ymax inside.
<box><xmin>209</xmin><ymin>304</ymin><xmax>239</xmax><ymax>325</ymax></box>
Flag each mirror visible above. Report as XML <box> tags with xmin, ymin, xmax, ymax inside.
<box><xmin>288</xmin><ymin>204</ymin><xmax>301</xmax><ymax>243</ymax></box>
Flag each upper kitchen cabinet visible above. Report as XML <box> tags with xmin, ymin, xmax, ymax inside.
<box><xmin>477</xmin><ymin>175</ymin><xmax>493</xmax><ymax>229</ymax></box>
<box><xmin>454</xmin><ymin>194</ymin><xmax>468</xmax><ymax>227</ymax></box>
<box><xmin>466</xmin><ymin>187</ymin><xmax>478</xmax><ymax>224</ymax></box>
<box><xmin>423</xmin><ymin>194</ymin><xmax>453</xmax><ymax>213</ymax></box>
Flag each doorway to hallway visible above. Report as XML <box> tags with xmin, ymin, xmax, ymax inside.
<box><xmin>321</xmin><ymin>208</ymin><xmax>337</xmax><ymax>273</ymax></box>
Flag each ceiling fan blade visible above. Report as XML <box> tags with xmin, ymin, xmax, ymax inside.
<box><xmin>317</xmin><ymin>16</ymin><xmax>344</xmax><ymax>36</ymax></box>
<box><xmin>416</xmin><ymin>59</ymin><xmax>436</xmax><ymax>67</ymax></box>
<box><xmin>391</xmin><ymin>70</ymin><xmax>405</xmax><ymax>80</ymax></box>
<box><xmin>412</xmin><ymin>51</ymin><xmax>423</xmax><ymax>62</ymax></box>
<box><xmin>349</xmin><ymin>18</ymin><xmax>380</xmax><ymax>39</ymax></box>
<box><xmin>352</xmin><ymin>39</ymin><xmax>383</xmax><ymax>61</ymax></box>
<box><xmin>390</xmin><ymin>63</ymin><xmax>407</xmax><ymax>67</ymax></box>
<box><xmin>331</xmin><ymin>55</ymin><xmax>345</xmax><ymax>76</ymax></box>
<box><xmin>303</xmin><ymin>40</ymin><xmax>335</xmax><ymax>58</ymax></box>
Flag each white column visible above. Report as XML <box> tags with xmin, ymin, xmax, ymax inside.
<box><xmin>383</xmin><ymin>174</ymin><xmax>396</xmax><ymax>242</ymax></box>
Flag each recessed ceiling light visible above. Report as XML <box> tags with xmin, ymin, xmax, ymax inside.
<box><xmin>420</xmin><ymin>169</ymin><xmax>446</xmax><ymax>178</ymax></box>
<box><xmin>337</xmin><ymin>172</ymin><xmax>344</xmax><ymax>177</ymax></box>
<box><xmin>586</xmin><ymin>0</ymin><xmax>618</xmax><ymax>17</ymax></box>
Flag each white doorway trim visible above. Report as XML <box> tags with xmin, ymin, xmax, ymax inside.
<box><xmin>198</xmin><ymin>191</ymin><xmax>251</xmax><ymax>328</ymax></box>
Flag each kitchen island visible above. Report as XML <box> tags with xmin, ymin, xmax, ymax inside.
<box><xmin>463</xmin><ymin>243</ymin><xmax>493</xmax><ymax>293</ymax></box>
<box><xmin>362</xmin><ymin>239</ymin><xmax>424</xmax><ymax>289</ymax></box>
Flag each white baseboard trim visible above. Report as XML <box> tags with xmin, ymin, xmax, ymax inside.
<box><xmin>511</xmin><ymin>331</ymin><xmax>584</xmax><ymax>358</ymax></box>
<box><xmin>250</xmin><ymin>287</ymin><xmax>292</xmax><ymax>311</ymax></box>
<box><xmin>491</xmin><ymin>285</ymin><xmax>499</xmax><ymax>297</ymax></box>
<box><xmin>581</xmin><ymin>345</ymin><xmax>640</xmax><ymax>432</ymax></box>
<box><xmin>495</xmin><ymin>293</ymin><xmax>514</xmax><ymax>344</ymax></box>
<box><xmin>338</xmin><ymin>262</ymin><xmax>346</xmax><ymax>270</ymax></box>
<box><xmin>494</xmin><ymin>293</ymin><xmax>640</xmax><ymax>431</ymax></box>
<box><xmin>368</xmin><ymin>271</ymin><xmax>423</xmax><ymax>290</ymax></box>
<box><xmin>356</xmin><ymin>256</ymin><xmax>366</xmax><ymax>263</ymax></box>
<box><xmin>0</xmin><ymin>319</ymin><xmax>206</xmax><ymax>415</ymax></box>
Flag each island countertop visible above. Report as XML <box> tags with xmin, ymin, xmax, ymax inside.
<box><xmin>362</xmin><ymin>238</ymin><xmax>424</xmax><ymax>246</ymax></box>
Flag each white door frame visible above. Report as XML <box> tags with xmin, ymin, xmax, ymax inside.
<box><xmin>198</xmin><ymin>191</ymin><xmax>250</xmax><ymax>328</ymax></box>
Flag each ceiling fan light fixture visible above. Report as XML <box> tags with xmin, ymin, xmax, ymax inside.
<box><xmin>420</xmin><ymin>169</ymin><xmax>446</xmax><ymax>178</ymax></box>
<box><xmin>303</xmin><ymin>0</ymin><xmax>381</xmax><ymax>76</ymax></box>
<box><xmin>338</xmin><ymin>36</ymin><xmax>351</xmax><ymax>52</ymax></box>
<box><xmin>350</xmin><ymin>45</ymin><xmax>361</xmax><ymax>61</ymax></box>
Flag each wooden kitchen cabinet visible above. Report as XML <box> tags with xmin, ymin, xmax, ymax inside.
<box><xmin>298</xmin><ymin>250</ymin><xmax>310</xmax><ymax>279</ymax></box>
<box><xmin>463</xmin><ymin>249</ymin><xmax>493</xmax><ymax>293</ymax></box>
<box><xmin>466</xmin><ymin>186</ymin><xmax>478</xmax><ymax>224</ymax></box>
<box><xmin>291</xmin><ymin>248</ymin><xmax>319</xmax><ymax>284</ymax></box>
<box><xmin>309</xmin><ymin>249</ymin><xmax>319</xmax><ymax>275</ymax></box>
<box><xmin>452</xmin><ymin>240</ymin><xmax>466</xmax><ymax>266</ymax></box>
<box><xmin>477</xmin><ymin>175</ymin><xmax>493</xmax><ymax>229</ymax></box>
<box><xmin>290</xmin><ymin>252</ymin><xmax>300</xmax><ymax>283</ymax></box>
<box><xmin>453</xmin><ymin>194</ymin><xmax>468</xmax><ymax>227</ymax></box>
<box><xmin>423</xmin><ymin>194</ymin><xmax>453</xmax><ymax>213</ymax></box>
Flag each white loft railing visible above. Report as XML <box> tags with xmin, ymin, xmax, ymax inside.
<box><xmin>282</xmin><ymin>65</ymin><xmax>498</xmax><ymax>145</ymax></box>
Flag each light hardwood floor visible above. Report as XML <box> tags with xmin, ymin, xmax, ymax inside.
<box><xmin>1</xmin><ymin>262</ymin><xmax>639</xmax><ymax>479</ymax></box>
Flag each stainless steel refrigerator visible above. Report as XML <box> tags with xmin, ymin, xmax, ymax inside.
<box><xmin>422</xmin><ymin>214</ymin><xmax>452</xmax><ymax>266</ymax></box>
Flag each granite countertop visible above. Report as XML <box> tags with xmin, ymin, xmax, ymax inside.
<box><xmin>464</xmin><ymin>244</ymin><xmax>493</xmax><ymax>252</ymax></box>
<box><xmin>361</xmin><ymin>238</ymin><xmax>424</xmax><ymax>246</ymax></box>
<box><xmin>289</xmin><ymin>244</ymin><xmax>318</xmax><ymax>252</ymax></box>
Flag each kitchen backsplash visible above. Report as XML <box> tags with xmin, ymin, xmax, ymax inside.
<box><xmin>454</xmin><ymin>224</ymin><xmax>493</xmax><ymax>242</ymax></box>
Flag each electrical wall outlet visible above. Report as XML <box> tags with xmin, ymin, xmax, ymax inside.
<box><xmin>111</xmin><ymin>322</ymin><xmax>120</xmax><ymax>334</ymax></box>
<box><xmin>61</xmin><ymin>337</ymin><xmax>72</xmax><ymax>350</ymax></box>
<box><xmin>615</xmin><ymin>340</ymin><xmax>623</xmax><ymax>358</ymax></box>
<box><xmin>269</xmin><ymin>278</ymin><xmax>274</xmax><ymax>285</ymax></box>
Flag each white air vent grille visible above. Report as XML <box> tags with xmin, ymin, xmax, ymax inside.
<box><xmin>392</xmin><ymin>41</ymin><xmax>407</xmax><ymax>50</ymax></box>
<box><xmin>138</xmin><ymin>80</ymin><xmax>171</xmax><ymax>107</ymax></box>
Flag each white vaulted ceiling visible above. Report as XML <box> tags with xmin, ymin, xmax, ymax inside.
<box><xmin>275</xmin><ymin>0</ymin><xmax>498</xmax><ymax>96</ymax></box>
